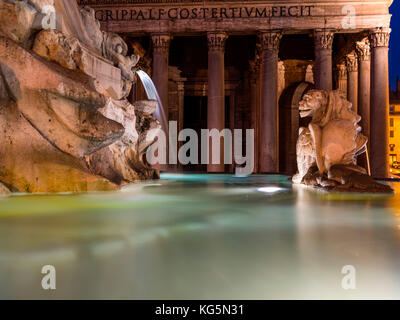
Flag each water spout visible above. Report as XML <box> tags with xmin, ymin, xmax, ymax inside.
<box><xmin>136</xmin><ymin>70</ymin><xmax>168</xmax><ymax>131</ymax></box>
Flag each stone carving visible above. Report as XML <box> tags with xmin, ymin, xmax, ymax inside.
<box><xmin>369</xmin><ymin>27</ymin><xmax>390</xmax><ymax>48</ymax></box>
<box><xmin>259</xmin><ymin>31</ymin><xmax>282</xmax><ymax>51</ymax></box>
<box><xmin>86</xmin><ymin>99</ymin><xmax>161</xmax><ymax>184</ymax></box>
<box><xmin>33</xmin><ymin>5</ymin><xmax>140</xmax><ymax>99</ymax></box>
<box><xmin>314</xmin><ymin>30</ymin><xmax>334</xmax><ymax>50</ymax></box>
<box><xmin>81</xmin><ymin>6</ymin><xmax>140</xmax><ymax>98</ymax></box>
<box><xmin>292</xmin><ymin>90</ymin><xmax>392</xmax><ymax>193</ymax></box>
<box><xmin>356</xmin><ymin>39</ymin><xmax>370</xmax><ymax>61</ymax></box>
<box><xmin>305</xmin><ymin>64</ymin><xmax>314</xmax><ymax>84</ymax></box>
<box><xmin>79</xmin><ymin>5</ymin><xmax>104</xmax><ymax>51</ymax></box>
<box><xmin>33</xmin><ymin>29</ymin><xmax>84</xmax><ymax>70</ymax></box>
<box><xmin>345</xmin><ymin>52</ymin><xmax>358</xmax><ymax>72</ymax></box>
<box><xmin>207</xmin><ymin>32</ymin><xmax>228</xmax><ymax>51</ymax></box>
<box><xmin>0</xmin><ymin>0</ymin><xmax>39</xmax><ymax>45</ymax></box>
<box><xmin>102</xmin><ymin>31</ymin><xmax>139</xmax><ymax>82</ymax></box>
<box><xmin>0</xmin><ymin>0</ymin><xmax>160</xmax><ymax>193</ymax></box>
<box><xmin>151</xmin><ymin>33</ymin><xmax>171</xmax><ymax>54</ymax></box>
<box><xmin>337</xmin><ymin>62</ymin><xmax>347</xmax><ymax>79</ymax></box>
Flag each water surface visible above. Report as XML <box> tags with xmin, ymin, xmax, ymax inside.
<box><xmin>0</xmin><ymin>174</ymin><xmax>399</xmax><ymax>299</ymax></box>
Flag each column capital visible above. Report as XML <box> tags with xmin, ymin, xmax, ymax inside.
<box><xmin>207</xmin><ymin>32</ymin><xmax>228</xmax><ymax>52</ymax></box>
<box><xmin>345</xmin><ymin>52</ymin><xmax>358</xmax><ymax>72</ymax></box>
<box><xmin>336</xmin><ymin>62</ymin><xmax>347</xmax><ymax>79</ymax></box>
<box><xmin>151</xmin><ymin>33</ymin><xmax>172</xmax><ymax>54</ymax></box>
<box><xmin>356</xmin><ymin>39</ymin><xmax>371</xmax><ymax>61</ymax></box>
<box><xmin>259</xmin><ymin>30</ymin><xmax>282</xmax><ymax>50</ymax></box>
<box><xmin>314</xmin><ymin>29</ymin><xmax>335</xmax><ymax>50</ymax></box>
<box><xmin>368</xmin><ymin>27</ymin><xmax>391</xmax><ymax>48</ymax></box>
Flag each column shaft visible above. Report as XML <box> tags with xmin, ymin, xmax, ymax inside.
<box><xmin>259</xmin><ymin>31</ymin><xmax>282</xmax><ymax>173</ymax></box>
<box><xmin>152</xmin><ymin>34</ymin><xmax>170</xmax><ymax>126</ymax></box>
<box><xmin>314</xmin><ymin>30</ymin><xmax>334</xmax><ymax>90</ymax></box>
<box><xmin>177</xmin><ymin>82</ymin><xmax>185</xmax><ymax>171</ymax></box>
<box><xmin>207</xmin><ymin>32</ymin><xmax>227</xmax><ymax>173</ymax></box>
<box><xmin>229</xmin><ymin>93</ymin><xmax>235</xmax><ymax>173</ymax></box>
<box><xmin>346</xmin><ymin>52</ymin><xmax>358</xmax><ymax>112</ymax></box>
<box><xmin>356</xmin><ymin>40</ymin><xmax>371</xmax><ymax>143</ymax></box>
<box><xmin>369</xmin><ymin>28</ymin><xmax>390</xmax><ymax>178</ymax></box>
<box><xmin>249</xmin><ymin>59</ymin><xmax>260</xmax><ymax>173</ymax></box>
<box><xmin>151</xmin><ymin>33</ymin><xmax>171</xmax><ymax>170</ymax></box>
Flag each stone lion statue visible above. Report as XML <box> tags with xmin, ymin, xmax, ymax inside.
<box><xmin>293</xmin><ymin>89</ymin><xmax>392</xmax><ymax>193</ymax></box>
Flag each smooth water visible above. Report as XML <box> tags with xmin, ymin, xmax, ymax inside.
<box><xmin>1</xmin><ymin>174</ymin><xmax>400</xmax><ymax>299</ymax></box>
<box><xmin>136</xmin><ymin>70</ymin><xmax>168</xmax><ymax>131</ymax></box>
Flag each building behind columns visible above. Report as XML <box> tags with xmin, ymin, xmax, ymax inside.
<box><xmin>77</xmin><ymin>0</ymin><xmax>393</xmax><ymax>178</ymax></box>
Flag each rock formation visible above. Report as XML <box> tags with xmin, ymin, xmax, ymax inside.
<box><xmin>0</xmin><ymin>0</ymin><xmax>161</xmax><ymax>193</ymax></box>
<box><xmin>292</xmin><ymin>89</ymin><xmax>392</xmax><ymax>193</ymax></box>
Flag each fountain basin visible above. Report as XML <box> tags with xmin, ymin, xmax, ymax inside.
<box><xmin>0</xmin><ymin>174</ymin><xmax>399</xmax><ymax>299</ymax></box>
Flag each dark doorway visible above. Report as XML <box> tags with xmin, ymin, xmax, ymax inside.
<box><xmin>279</xmin><ymin>82</ymin><xmax>314</xmax><ymax>174</ymax></box>
<box><xmin>183</xmin><ymin>96</ymin><xmax>207</xmax><ymax>172</ymax></box>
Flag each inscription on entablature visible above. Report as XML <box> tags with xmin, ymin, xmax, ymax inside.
<box><xmin>92</xmin><ymin>5</ymin><xmax>314</xmax><ymax>21</ymax></box>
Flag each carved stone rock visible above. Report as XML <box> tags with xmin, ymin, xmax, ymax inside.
<box><xmin>0</xmin><ymin>181</ymin><xmax>11</xmax><ymax>195</ymax></box>
<box><xmin>0</xmin><ymin>37</ymin><xmax>122</xmax><ymax>192</ymax></box>
<box><xmin>86</xmin><ymin>99</ymin><xmax>160</xmax><ymax>184</ymax></box>
<box><xmin>0</xmin><ymin>0</ymin><xmax>161</xmax><ymax>193</ymax></box>
<box><xmin>0</xmin><ymin>0</ymin><xmax>38</xmax><ymax>45</ymax></box>
<box><xmin>33</xmin><ymin>29</ymin><xmax>83</xmax><ymax>70</ymax></box>
<box><xmin>103</xmin><ymin>33</ymin><xmax>140</xmax><ymax>82</ymax></box>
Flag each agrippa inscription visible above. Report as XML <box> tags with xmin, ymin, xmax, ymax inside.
<box><xmin>94</xmin><ymin>5</ymin><xmax>315</xmax><ymax>21</ymax></box>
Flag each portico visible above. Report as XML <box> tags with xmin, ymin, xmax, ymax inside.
<box><xmin>78</xmin><ymin>0</ymin><xmax>392</xmax><ymax>177</ymax></box>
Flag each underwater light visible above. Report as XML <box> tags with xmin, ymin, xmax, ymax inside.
<box><xmin>257</xmin><ymin>186</ymin><xmax>285</xmax><ymax>193</ymax></box>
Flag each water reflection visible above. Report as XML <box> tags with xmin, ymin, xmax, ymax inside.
<box><xmin>0</xmin><ymin>175</ymin><xmax>400</xmax><ymax>299</ymax></box>
<box><xmin>294</xmin><ymin>184</ymin><xmax>400</xmax><ymax>298</ymax></box>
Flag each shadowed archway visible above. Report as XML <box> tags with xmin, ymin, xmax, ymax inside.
<box><xmin>279</xmin><ymin>82</ymin><xmax>314</xmax><ymax>174</ymax></box>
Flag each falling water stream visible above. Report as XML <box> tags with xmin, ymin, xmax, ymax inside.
<box><xmin>136</xmin><ymin>70</ymin><xmax>168</xmax><ymax>131</ymax></box>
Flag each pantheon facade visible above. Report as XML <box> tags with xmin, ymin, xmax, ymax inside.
<box><xmin>77</xmin><ymin>0</ymin><xmax>392</xmax><ymax>178</ymax></box>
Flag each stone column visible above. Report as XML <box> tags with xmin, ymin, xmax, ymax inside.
<box><xmin>151</xmin><ymin>33</ymin><xmax>171</xmax><ymax>170</ymax></box>
<box><xmin>177</xmin><ymin>81</ymin><xmax>185</xmax><ymax>171</ymax></box>
<box><xmin>345</xmin><ymin>52</ymin><xmax>358</xmax><ymax>112</ymax></box>
<box><xmin>229</xmin><ymin>93</ymin><xmax>236</xmax><ymax>173</ymax></box>
<box><xmin>336</xmin><ymin>62</ymin><xmax>347</xmax><ymax>95</ymax></box>
<box><xmin>356</xmin><ymin>39</ymin><xmax>371</xmax><ymax>142</ymax></box>
<box><xmin>177</xmin><ymin>82</ymin><xmax>185</xmax><ymax>135</ymax></box>
<box><xmin>249</xmin><ymin>59</ymin><xmax>260</xmax><ymax>173</ymax></box>
<box><xmin>369</xmin><ymin>27</ymin><xmax>390</xmax><ymax>178</ymax></box>
<box><xmin>314</xmin><ymin>30</ymin><xmax>334</xmax><ymax>90</ymax></box>
<box><xmin>259</xmin><ymin>31</ymin><xmax>282</xmax><ymax>173</ymax></box>
<box><xmin>207</xmin><ymin>32</ymin><xmax>228</xmax><ymax>173</ymax></box>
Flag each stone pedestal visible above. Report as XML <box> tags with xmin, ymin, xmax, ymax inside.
<box><xmin>259</xmin><ymin>31</ymin><xmax>282</xmax><ymax>173</ymax></box>
<box><xmin>151</xmin><ymin>33</ymin><xmax>171</xmax><ymax>170</ymax></box>
<box><xmin>207</xmin><ymin>32</ymin><xmax>227</xmax><ymax>173</ymax></box>
<box><xmin>345</xmin><ymin>52</ymin><xmax>358</xmax><ymax>112</ymax></box>
<box><xmin>314</xmin><ymin>30</ymin><xmax>334</xmax><ymax>90</ymax></box>
<box><xmin>369</xmin><ymin>28</ymin><xmax>390</xmax><ymax>178</ymax></box>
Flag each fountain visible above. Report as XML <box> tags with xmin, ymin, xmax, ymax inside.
<box><xmin>136</xmin><ymin>70</ymin><xmax>168</xmax><ymax>133</ymax></box>
<box><xmin>0</xmin><ymin>1</ymin><xmax>161</xmax><ymax>193</ymax></box>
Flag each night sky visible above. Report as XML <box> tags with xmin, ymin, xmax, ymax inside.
<box><xmin>390</xmin><ymin>0</ymin><xmax>400</xmax><ymax>90</ymax></box>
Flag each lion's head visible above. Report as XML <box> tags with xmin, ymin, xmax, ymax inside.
<box><xmin>299</xmin><ymin>90</ymin><xmax>328</xmax><ymax>118</ymax></box>
<box><xmin>299</xmin><ymin>89</ymin><xmax>359</xmax><ymax>126</ymax></box>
